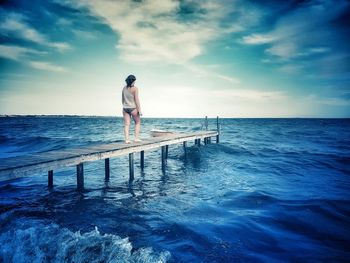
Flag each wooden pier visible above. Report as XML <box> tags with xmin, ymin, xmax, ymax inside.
<box><xmin>0</xmin><ymin>130</ymin><xmax>219</xmax><ymax>191</ymax></box>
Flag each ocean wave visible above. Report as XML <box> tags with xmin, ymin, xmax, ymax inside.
<box><xmin>214</xmin><ymin>144</ymin><xmax>256</xmax><ymax>157</ymax></box>
<box><xmin>0</xmin><ymin>135</ymin><xmax>11</xmax><ymax>144</ymax></box>
<box><xmin>0</xmin><ymin>136</ymin><xmax>70</xmax><ymax>158</ymax></box>
<box><xmin>0</xmin><ymin>218</ymin><xmax>170</xmax><ymax>263</ymax></box>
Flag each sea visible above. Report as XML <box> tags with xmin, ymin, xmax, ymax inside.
<box><xmin>0</xmin><ymin>116</ymin><xmax>349</xmax><ymax>262</ymax></box>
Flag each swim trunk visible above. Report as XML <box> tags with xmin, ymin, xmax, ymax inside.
<box><xmin>123</xmin><ymin>108</ymin><xmax>136</xmax><ymax>116</ymax></box>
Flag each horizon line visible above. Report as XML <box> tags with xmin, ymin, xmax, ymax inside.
<box><xmin>0</xmin><ymin>114</ymin><xmax>349</xmax><ymax>119</ymax></box>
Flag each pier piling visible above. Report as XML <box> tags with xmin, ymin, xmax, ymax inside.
<box><xmin>161</xmin><ymin>146</ymin><xmax>166</xmax><ymax>173</ymax></box>
<box><xmin>129</xmin><ymin>153</ymin><xmax>134</xmax><ymax>181</ymax></box>
<box><xmin>48</xmin><ymin>170</ymin><xmax>53</xmax><ymax>188</ymax></box>
<box><xmin>105</xmin><ymin>158</ymin><xmax>110</xmax><ymax>181</ymax></box>
<box><xmin>76</xmin><ymin>163</ymin><xmax>84</xmax><ymax>191</ymax></box>
<box><xmin>216</xmin><ymin>116</ymin><xmax>220</xmax><ymax>143</ymax></box>
<box><xmin>140</xmin><ymin>151</ymin><xmax>145</xmax><ymax>170</ymax></box>
<box><xmin>183</xmin><ymin>141</ymin><xmax>187</xmax><ymax>155</ymax></box>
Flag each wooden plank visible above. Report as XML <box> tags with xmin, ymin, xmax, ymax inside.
<box><xmin>0</xmin><ymin>131</ymin><xmax>218</xmax><ymax>180</ymax></box>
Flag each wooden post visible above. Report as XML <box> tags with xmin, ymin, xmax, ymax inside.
<box><xmin>76</xmin><ymin>163</ymin><xmax>84</xmax><ymax>191</ymax></box>
<box><xmin>165</xmin><ymin>145</ymin><xmax>169</xmax><ymax>159</ymax></box>
<box><xmin>105</xmin><ymin>158</ymin><xmax>110</xmax><ymax>181</ymax></box>
<box><xmin>198</xmin><ymin>138</ymin><xmax>201</xmax><ymax>147</ymax></box>
<box><xmin>140</xmin><ymin>151</ymin><xmax>144</xmax><ymax>170</ymax></box>
<box><xmin>205</xmin><ymin>116</ymin><xmax>208</xmax><ymax>130</ymax></box>
<box><xmin>183</xmin><ymin>141</ymin><xmax>187</xmax><ymax>155</ymax></box>
<box><xmin>129</xmin><ymin>153</ymin><xmax>134</xmax><ymax>181</ymax></box>
<box><xmin>216</xmin><ymin>116</ymin><xmax>220</xmax><ymax>143</ymax></box>
<box><xmin>161</xmin><ymin>146</ymin><xmax>166</xmax><ymax>173</ymax></box>
<box><xmin>48</xmin><ymin>170</ymin><xmax>53</xmax><ymax>188</ymax></box>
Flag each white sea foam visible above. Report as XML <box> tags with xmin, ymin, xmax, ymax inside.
<box><xmin>0</xmin><ymin>219</ymin><xmax>170</xmax><ymax>263</ymax></box>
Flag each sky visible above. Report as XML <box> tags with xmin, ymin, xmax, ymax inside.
<box><xmin>0</xmin><ymin>0</ymin><xmax>349</xmax><ymax>118</ymax></box>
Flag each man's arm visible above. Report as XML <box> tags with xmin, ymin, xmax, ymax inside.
<box><xmin>134</xmin><ymin>87</ymin><xmax>142</xmax><ymax>115</ymax></box>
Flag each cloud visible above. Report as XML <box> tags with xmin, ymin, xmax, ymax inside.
<box><xmin>56</xmin><ymin>17</ymin><xmax>73</xmax><ymax>26</ymax></box>
<box><xmin>217</xmin><ymin>74</ymin><xmax>241</xmax><ymax>84</ymax></box>
<box><xmin>278</xmin><ymin>64</ymin><xmax>303</xmax><ymax>74</ymax></box>
<box><xmin>0</xmin><ymin>44</ymin><xmax>67</xmax><ymax>73</ymax></box>
<box><xmin>0</xmin><ymin>11</ymin><xmax>70</xmax><ymax>72</ymax></box>
<box><xmin>56</xmin><ymin>0</ymin><xmax>251</xmax><ymax>83</ymax></box>
<box><xmin>242</xmin><ymin>0</ymin><xmax>350</xmax><ymax>60</ymax></box>
<box><xmin>142</xmin><ymin>84</ymin><xmax>287</xmax><ymax>117</ymax></box>
<box><xmin>210</xmin><ymin>88</ymin><xmax>286</xmax><ymax>101</ymax></box>
<box><xmin>60</xmin><ymin>0</ymin><xmax>253</xmax><ymax>64</ymax></box>
<box><xmin>306</xmin><ymin>94</ymin><xmax>350</xmax><ymax>107</ymax></box>
<box><xmin>0</xmin><ymin>12</ymin><xmax>72</xmax><ymax>52</ymax></box>
<box><xmin>72</xmin><ymin>29</ymin><xmax>96</xmax><ymax>39</ymax></box>
<box><xmin>182</xmin><ymin>63</ymin><xmax>241</xmax><ymax>84</ymax></box>
<box><xmin>29</xmin><ymin>61</ymin><xmax>67</xmax><ymax>72</ymax></box>
<box><xmin>318</xmin><ymin>98</ymin><xmax>350</xmax><ymax>106</ymax></box>
<box><xmin>50</xmin><ymin>42</ymin><xmax>72</xmax><ymax>53</ymax></box>
<box><xmin>0</xmin><ymin>44</ymin><xmax>47</xmax><ymax>61</ymax></box>
<box><xmin>242</xmin><ymin>33</ymin><xmax>275</xmax><ymax>45</ymax></box>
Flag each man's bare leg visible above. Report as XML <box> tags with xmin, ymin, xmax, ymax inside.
<box><xmin>123</xmin><ymin>110</ymin><xmax>131</xmax><ymax>143</ymax></box>
<box><xmin>131</xmin><ymin>109</ymin><xmax>141</xmax><ymax>142</ymax></box>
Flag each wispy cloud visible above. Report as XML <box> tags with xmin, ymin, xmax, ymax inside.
<box><xmin>183</xmin><ymin>63</ymin><xmax>241</xmax><ymax>84</ymax></box>
<box><xmin>242</xmin><ymin>33</ymin><xmax>275</xmax><ymax>45</ymax></box>
<box><xmin>306</xmin><ymin>94</ymin><xmax>350</xmax><ymax>107</ymax></box>
<box><xmin>56</xmin><ymin>17</ymin><xmax>73</xmax><ymax>26</ymax></box>
<box><xmin>242</xmin><ymin>0</ymin><xmax>349</xmax><ymax>60</ymax></box>
<box><xmin>240</xmin><ymin>0</ymin><xmax>350</xmax><ymax>81</ymax></box>
<box><xmin>0</xmin><ymin>44</ymin><xmax>47</xmax><ymax>61</ymax></box>
<box><xmin>29</xmin><ymin>61</ymin><xmax>67</xmax><ymax>72</ymax></box>
<box><xmin>318</xmin><ymin>98</ymin><xmax>350</xmax><ymax>106</ymax></box>
<box><xmin>278</xmin><ymin>64</ymin><xmax>303</xmax><ymax>74</ymax></box>
<box><xmin>71</xmin><ymin>29</ymin><xmax>96</xmax><ymax>39</ymax></box>
<box><xmin>211</xmin><ymin>88</ymin><xmax>286</xmax><ymax>101</ymax></box>
<box><xmin>0</xmin><ymin>44</ymin><xmax>67</xmax><ymax>73</ymax></box>
<box><xmin>50</xmin><ymin>42</ymin><xmax>72</xmax><ymax>53</ymax></box>
<box><xmin>0</xmin><ymin>12</ymin><xmax>72</xmax><ymax>52</ymax></box>
<box><xmin>217</xmin><ymin>74</ymin><xmax>241</xmax><ymax>84</ymax></box>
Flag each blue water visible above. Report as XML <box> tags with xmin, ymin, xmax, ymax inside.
<box><xmin>0</xmin><ymin>116</ymin><xmax>349</xmax><ymax>262</ymax></box>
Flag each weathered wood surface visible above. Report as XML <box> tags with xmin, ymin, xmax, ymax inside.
<box><xmin>0</xmin><ymin>131</ymin><xmax>218</xmax><ymax>181</ymax></box>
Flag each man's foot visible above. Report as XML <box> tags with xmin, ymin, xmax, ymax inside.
<box><xmin>125</xmin><ymin>140</ymin><xmax>131</xmax><ymax>144</ymax></box>
<box><xmin>134</xmin><ymin>138</ymin><xmax>142</xmax><ymax>142</ymax></box>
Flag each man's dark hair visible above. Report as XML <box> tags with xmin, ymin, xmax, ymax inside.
<box><xmin>125</xmin><ymin>75</ymin><xmax>136</xmax><ymax>87</ymax></box>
